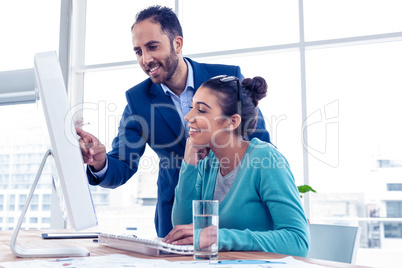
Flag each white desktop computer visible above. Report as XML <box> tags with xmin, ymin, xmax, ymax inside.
<box><xmin>10</xmin><ymin>51</ymin><xmax>98</xmax><ymax>257</ymax></box>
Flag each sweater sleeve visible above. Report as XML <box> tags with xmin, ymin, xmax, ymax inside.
<box><xmin>218</xmin><ymin>149</ymin><xmax>310</xmax><ymax>257</ymax></box>
<box><xmin>171</xmin><ymin>161</ymin><xmax>202</xmax><ymax>226</ymax></box>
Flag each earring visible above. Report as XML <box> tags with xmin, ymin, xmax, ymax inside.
<box><xmin>226</xmin><ymin>127</ymin><xmax>231</xmax><ymax>131</ymax></box>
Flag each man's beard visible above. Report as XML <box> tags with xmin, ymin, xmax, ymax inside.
<box><xmin>163</xmin><ymin>50</ymin><xmax>179</xmax><ymax>83</ymax></box>
<box><xmin>149</xmin><ymin>49</ymin><xmax>179</xmax><ymax>85</ymax></box>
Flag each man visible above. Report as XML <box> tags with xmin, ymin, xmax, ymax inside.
<box><xmin>77</xmin><ymin>5</ymin><xmax>270</xmax><ymax>237</ymax></box>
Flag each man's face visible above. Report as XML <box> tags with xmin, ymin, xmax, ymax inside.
<box><xmin>132</xmin><ymin>19</ymin><xmax>179</xmax><ymax>85</ymax></box>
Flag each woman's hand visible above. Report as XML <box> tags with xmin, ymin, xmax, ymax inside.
<box><xmin>184</xmin><ymin>138</ymin><xmax>210</xmax><ymax>166</ymax></box>
<box><xmin>162</xmin><ymin>223</ymin><xmax>218</xmax><ymax>249</ymax></box>
<box><xmin>198</xmin><ymin>224</ymin><xmax>218</xmax><ymax>249</ymax></box>
<box><xmin>162</xmin><ymin>224</ymin><xmax>193</xmax><ymax>245</ymax></box>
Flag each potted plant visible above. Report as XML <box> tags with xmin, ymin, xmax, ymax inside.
<box><xmin>297</xmin><ymin>185</ymin><xmax>316</xmax><ymax>198</ymax></box>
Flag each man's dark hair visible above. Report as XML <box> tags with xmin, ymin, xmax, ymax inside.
<box><xmin>131</xmin><ymin>5</ymin><xmax>183</xmax><ymax>43</ymax></box>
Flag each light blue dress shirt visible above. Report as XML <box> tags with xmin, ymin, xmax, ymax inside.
<box><xmin>160</xmin><ymin>58</ymin><xmax>195</xmax><ymax>134</ymax></box>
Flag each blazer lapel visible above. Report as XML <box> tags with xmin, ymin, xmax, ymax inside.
<box><xmin>185</xmin><ymin>57</ymin><xmax>211</xmax><ymax>90</ymax></box>
<box><xmin>147</xmin><ymin>59</ymin><xmax>214</xmax><ymax>149</ymax></box>
<box><xmin>149</xmin><ymin>83</ymin><xmax>187</xmax><ymax>148</ymax></box>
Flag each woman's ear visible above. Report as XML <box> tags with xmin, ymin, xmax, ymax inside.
<box><xmin>226</xmin><ymin>114</ymin><xmax>241</xmax><ymax>131</ymax></box>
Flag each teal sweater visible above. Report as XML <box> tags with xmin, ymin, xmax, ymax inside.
<box><xmin>172</xmin><ymin>138</ymin><xmax>310</xmax><ymax>257</ymax></box>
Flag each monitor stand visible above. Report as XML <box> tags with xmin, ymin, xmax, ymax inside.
<box><xmin>10</xmin><ymin>149</ymin><xmax>90</xmax><ymax>258</ymax></box>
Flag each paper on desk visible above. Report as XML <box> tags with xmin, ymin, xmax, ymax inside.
<box><xmin>0</xmin><ymin>254</ymin><xmax>169</xmax><ymax>268</ymax></box>
<box><xmin>172</xmin><ymin>256</ymin><xmax>323</xmax><ymax>268</ymax></box>
<box><xmin>0</xmin><ymin>255</ymin><xmax>323</xmax><ymax>268</ymax></box>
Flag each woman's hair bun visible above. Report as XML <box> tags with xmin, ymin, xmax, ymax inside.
<box><xmin>241</xmin><ymin>76</ymin><xmax>267</xmax><ymax>106</ymax></box>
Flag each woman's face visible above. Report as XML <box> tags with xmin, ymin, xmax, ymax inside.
<box><xmin>184</xmin><ymin>86</ymin><xmax>228</xmax><ymax>147</ymax></box>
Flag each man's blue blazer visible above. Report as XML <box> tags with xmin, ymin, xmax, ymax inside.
<box><xmin>87</xmin><ymin>57</ymin><xmax>270</xmax><ymax>237</ymax></box>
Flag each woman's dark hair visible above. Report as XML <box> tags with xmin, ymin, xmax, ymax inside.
<box><xmin>131</xmin><ymin>5</ymin><xmax>183</xmax><ymax>43</ymax></box>
<box><xmin>202</xmin><ymin>76</ymin><xmax>268</xmax><ymax>137</ymax></box>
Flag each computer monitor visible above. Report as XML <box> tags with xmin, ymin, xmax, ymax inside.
<box><xmin>10</xmin><ymin>51</ymin><xmax>98</xmax><ymax>257</ymax></box>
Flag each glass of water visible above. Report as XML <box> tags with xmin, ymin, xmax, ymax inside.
<box><xmin>192</xmin><ymin>200</ymin><xmax>219</xmax><ymax>260</ymax></box>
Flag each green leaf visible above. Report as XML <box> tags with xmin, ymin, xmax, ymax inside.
<box><xmin>297</xmin><ymin>185</ymin><xmax>317</xmax><ymax>194</ymax></box>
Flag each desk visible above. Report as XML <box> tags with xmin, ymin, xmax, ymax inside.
<box><xmin>0</xmin><ymin>230</ymin><xmax>370</xmax><ymax>267</ymax></box>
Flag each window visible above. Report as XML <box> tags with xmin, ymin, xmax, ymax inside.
<box><xmin>378</xmin><ymin>160</ymin><xmax>402</xmax><ymax>168</ymax></box>
<box><xmin>42</xmin><ymin>205</ymin><xmax>51</xmax><ymax>211</ymax></box>
<box><xmin>384</xmin><ymin>223</ymin><xmax>402</xmax><ymax>238</ymax></box>
<box><xmin>386</xmin><ymin>202</ymin><xmax>402</xmax><ymax>218</ymax></box>
<box><xmin>42</xmin><ymin>194</ymin><xmax>51</xmax><ymax>211</ymax></box>
<box><xmin>182</xmin><ymin>1</ymin><xmax>299</xmax><ymax>54</ymax></box>
<box><xmin>2</xmin><ymin>0</ymin><xmax>402</xmax><ymax>266</ymax></box>
<box><xmin>78</xmin><ymin>1</ymin><xmax>402</xmax><ymax>266</ymax></box>
<box><xmin>303</xmin><ymin>0</ymin><xmax>402</xmax><ymax>41</ymax></box>
<box><xmin>307</xmin><ymin>40</ymin><xmax>402</xmax><ymax>223</ymax></box>
<box><xmin>0</xmin><ymin>0</ymin><xmax>60</xmax><ymax>231</ymax></box>
<box><xmin>41</xmin><ymin>217</ymin><xmax>51</xmax><ymax>224</ymax></box>
<box><xmin>387</xmin><ymin>184</ymin><xmax>402</xmax><ymax>191</ymax></box>
<box><xmin>31</xmin><ymin>195</ymin><xmax>39</xmax><ymax>204</ymax></box>
<box><xmin>42</xmin><ymin>194</ymin><xmax>51</xmax><ymax>203</ymax></box>
<box><xmin>85</xmin><ymin>0</ymin><xmax>175</xmax><ymax>65</ymax></box>
<box><xmin>8</xmin><ymin>194</ymin><xmax>15</xmax><ymax>211</ymax></box>
<box><xmin>0</xmin><ymin>1</ymin><xmax>60</xmax><ymax>71</ymax></box>
<box><xmin>18</xmin><ymin>194</ymin><xmax>27</xmax><ymax>211</ymax></box>
<box><xmin>8</xmin><ymin>194</ymin><xmax>15</xmax><ymax>204</ymax></box>
<box><xmin>19</xmin><ymin>194</ymin><xmax>27</xmax><ymax>203</ymax></box>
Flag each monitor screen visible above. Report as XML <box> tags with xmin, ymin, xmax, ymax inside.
<box><xmin>34</xmin><ymin>51</ymin><xmax>98</xmax><ymax>231</ymax></box>
<box><xmin>10</xmin><ymin>51</ymin><xmax>98</xmax><ymax>258</ymax></box>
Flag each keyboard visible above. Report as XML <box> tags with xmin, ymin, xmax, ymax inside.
<box><xmin>98</xmin><ymin>233</ymin><xmax>194</xmax><ymax>256</ymax></box>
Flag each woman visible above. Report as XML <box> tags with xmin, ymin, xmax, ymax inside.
<box><xmin>163</xmin><ymin>75</ymin><xmax>310</xmax><ymax>257</ymax></box>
